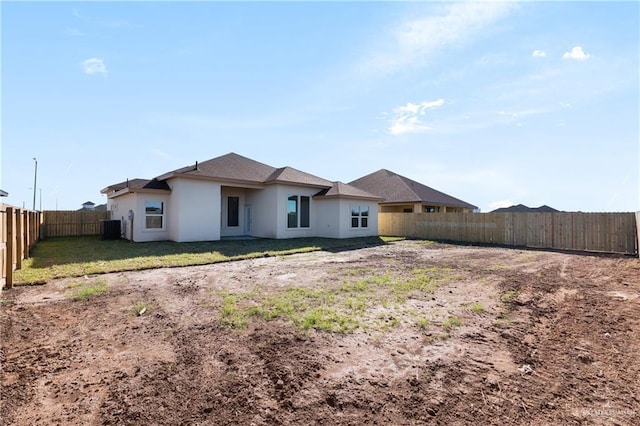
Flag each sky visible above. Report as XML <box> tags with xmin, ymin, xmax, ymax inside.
<box><xmin>1</xmin><ymin>1</ymin><xmax>638</xmax><ymax>212</ymax></box>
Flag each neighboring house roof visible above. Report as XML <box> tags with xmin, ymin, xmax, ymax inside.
<box><xmin>349</xmin><ymin>169</ymin><xmax>477</xmax><ymax>209</ymax></box>
<box><xmin>82</xmin><ymin>201</ymin><xmax>96</xmax><ymax>206</ymax></box>
<box><xmin>314</xmin><ymin>182</ymin><xmax>382</xmax><ymax>201</ymax></box>
<box><xmin>78</xmin><ymin>203</ymin><xmax>107</xmax><ymax>211</ymax></box>
<box><xmin>491</xmin><ymin>204</ymin><xmax>559</xmax><ymax>213</ymax></box>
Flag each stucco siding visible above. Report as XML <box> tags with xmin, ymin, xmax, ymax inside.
<box><xmin>274</xmin><ymin>185</ymin><xmax>320</xmax><ymax>239</ymax></box>
<box><xmin>339</xmin><ymin>199</ymin><xmax>379</xmax><ymax>238</ymax></box>
<box><xmin>245</xmin><ymin>186</ymin><xmax>278</xmax><ymax>238</ymax></box>
<box><xmin>168</xmin><ymin>178</ymin><xmax>220</xmax><ymax>242</ymax></box>
<box><xmin>314</xmin><ymin>199</ymin><xmax>341</xmax><ymax>238</ymax></box>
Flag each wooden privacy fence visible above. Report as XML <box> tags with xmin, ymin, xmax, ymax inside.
<box><xmin>41</xmin><ymin>210</ymin><xmax>110</xmax><ymax>238</ymax></box>
<box><xmin>1</xmin><ymin>204</ymin><xmax>42</xmax><ymax>289</ymax></box>
<box><xmin>379</xmin><ymin>212</ymin><xmax>638</xmax><ymax>255</ymax></box>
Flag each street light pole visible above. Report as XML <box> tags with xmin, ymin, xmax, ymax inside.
<box><xmin>32</xmin><ymin>158</ymin><xmax>38</xmax><ymax>211</ymax></box>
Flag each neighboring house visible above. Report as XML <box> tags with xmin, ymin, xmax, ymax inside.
<box><xmin>79</xmin><ymin>201</ymin><xmax>107</xmax><ymax>211</ymax></box>
<box><xmin>491</xmin><ymin>204</ymin><xmax>559</xmax><ymax>213</ymax></box>
<box><xmin>349</xmin><ymin>169</ymin><xmax>477</xmax><ymax>214</ymax></box>
<box><xmin>101</xmin><ymin>153</ymin><xmax>381</xmax><ymax>242</ymax></box>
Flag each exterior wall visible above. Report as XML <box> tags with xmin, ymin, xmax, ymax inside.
<box><xmin>314</xmin><ymin>199</ymin><xmax>341</xmax><ymax>238</ymax></box>
<box><xmin>380</xmin><ymin>204</ymin><xmax>415</xmax><ymax>213</ymax></box>
<box><xmin>339</xmin><ymin>199</ymin><xmax>379</xmax><ymax>238</ymax></box>
<box><xmin>274</xmin><ymin>185</ymin><xmax>320</xmax><ymax>239</ymax></box>
<box><xmin>313</xmin><ymin>198</ymin><xmax>379</xmax><ymax>238</ymax></box>
<box><xmin>220</xmin><ymin>187</ymin><xmax>248</xmax><ymax>237</ymax></box>
<box><xmin>245</xmin><ymin>186</ymin><xmax>278</xmax><ymax>238</ymax></box>
<box><xmin>108</xmin><ymin>195</ymin><xmax>136</xmax><ymax>239</ymax></box>
<box><xmin>109</xmin><ymin>193</ymin><xmax>170</xmax><ymax>242</ymax></box>
<box><xmin>380</xmin><ymin>204</ymin><xmax>472</xmax><ymax>214</ymax></box>
<box><xmin>167</xmin><ymin>178</ymin><xmax>220</xmax><ymax>242</ymax></box>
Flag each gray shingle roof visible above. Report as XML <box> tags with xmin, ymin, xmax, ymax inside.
<box><xmin>314</xmin><ymin>182</ymin><xmax>381</xmax><ymax>200</ymax></box>
<box><xmin>101</xmin><ymin>178</ymin><xmax>171</xmax><ymax>194</ymax></box>
<box><xmin>349</xmin><ymin>169</ymin><xmax>477</xmax><ymax>209</ymax></box>
<box><xmin>164</xmin><ymin>153</ymin><xmax>333</xmax><ymax>188</ymax></box>
<box><xmin>171</xmin><ymin>153</ymin><xmax>277</xmax><ymax>183</ymax></box>
<box><xmin>265</xmin><ymin>167</ymin><xmax>333</xmax><ymax>187</ymax></box>
<box><xmin>491</xmin><ymin>204</ymin><xmax>559</xmax><ymax>213</ymax></box>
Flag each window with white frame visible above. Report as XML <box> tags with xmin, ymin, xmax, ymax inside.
<box><xmin>287</xmin><ymin>195</ymin><xmax>310</xmax><ymax>228</ymax></box>
<box><xmin>351</xmin><ymin>205</ymin><xmax>369</xmax><ymax>228</ymax></box>
<box><xmin>145</xmin><ymin>201</ymin><xmax>164</xmax><ymax>229</ymax></box>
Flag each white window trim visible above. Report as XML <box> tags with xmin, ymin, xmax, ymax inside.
<box><xmin>286</xmin><ymin>194</ymin><xmax>311</xmax><ymax>229</ymax></box>
<box><xmin>144</xmin><ymin>200</ymin><xmax>166</xmax><ymax>231</ymax></box>
<box><xmin>351</xmin><ymin>204</ymin><xmax>369</xmax><ymax>229</ymax></box>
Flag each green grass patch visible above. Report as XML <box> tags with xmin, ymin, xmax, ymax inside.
<box><xmin>14</xmin><ymin>235</ymin><xmax>391</xmax><ymax>284</ymax></box>
<box><xmin>211</xmin><ymin>263</ymin><xmax>459</xmax><ymax>333</ymax></box>
<box><xmin>133</xmin><ymin>301</ymin><xmax>151</xmax><ymax>316</ymax></box>
<box><xmin>66</xmin><ymin>278</ymin><xmax>108</xmax><ymax>300</ymax></box>
<box><xmin>500</xmin><ymin>290</ymin><xmax>517</xmax><ymax>303</ymax></box>
<box><xmin>441</xmin><ymin>316</ymin><xmax>463</xmax><ymax>331</ymax></box>
<box><xmin>469</xmin><ymin>302</ymin><xmax>485</xmax><ymax>314</ymax></box>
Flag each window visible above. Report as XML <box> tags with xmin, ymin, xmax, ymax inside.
<box><xmin>227</xmin><ymin>196</ymin><xmax>239</xmax><ymax>227</ymax></box>
<box><xmin>287</xmin><ymin>195</ymin><xmax>310</xmax><ymax>228</ymax></box>
<box><xmin>287</xmin><ymin>195</ymin><xmax>298</xmax><ymax>228</ymax></box>
<box><xmin>300</xmin><ymin>196</ymin><xmax>310</xmax><ymax>228</ymax></box>
<box><xmin>145</xmin><ymin>201</ymin><xmax>164</xmax><ymax>229</ymax></box>
<box><xmin>351</xmin><ymin>205</ymin><xmax>369</xmax><ymax>228</ymax></box>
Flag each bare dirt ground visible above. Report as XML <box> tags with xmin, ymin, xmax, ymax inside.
<box><xmin>1</xmin><ymin>240</ymin><xmax>640</xmax><ymax>425</ymax></box>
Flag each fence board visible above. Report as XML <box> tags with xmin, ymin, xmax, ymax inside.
<box><xmin>379</xmin><ymin>212</ymin><xmax>638</xmax><ymax>255</ymax></box>
<box><xmin>42</xmin><ymin>210</ymin><xmax>110</xmax><ymax>238</ymax></box>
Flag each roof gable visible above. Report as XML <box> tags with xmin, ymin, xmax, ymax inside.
<box><xmin>349</xmin><ymin>169</ymin><xmax>477</xmax><ymax>209</ymax></box>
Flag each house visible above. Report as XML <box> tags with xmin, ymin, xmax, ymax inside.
<box><xmin>101</xmin><ymin>153</ymin><xmax>381</xmax><ymax>242</ymax></box>
<box><xmin>491</xmin><ymin>204</ymin><xmax>559</xmax><ymax>213</ymax></box>
<box><xmin>79</xmin><ymin>201</ymin><xmax>107</xmax><ymax>211</ymax></box>
<box><xmin>349</xmin><ymin>169</ymin><xmax>477</xmax><ymax>213</ymax></box>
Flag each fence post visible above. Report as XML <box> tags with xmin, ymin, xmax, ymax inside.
<box><xmin>16</xmin><ymin>209</ymin><xmax>25</xmax><ymax>269</ymax></box>
<box><xmin>636</xmin><ymin>211</ymin><xmax>640</xmax><ymax>258</ymax></box>
<box><xmin>5</xmin><ymin>206</ymin><xmax>14</xmax><ymax>289</ymax></box>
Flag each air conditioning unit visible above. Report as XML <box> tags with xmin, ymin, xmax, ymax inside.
<box><xmin>100</xmin><ymin>220</ymin><xmax>121</xmax><ymax>240</ymax></box>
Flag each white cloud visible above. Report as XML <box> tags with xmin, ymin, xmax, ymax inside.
<box><xmin>532</xmin><ymin>50</ymin><xmax>546</xmax><ymax>58</ymax></box>
<box><xmin>562</xmin><ymin>46</ymin><xmax>590</xmax><ymax>60</ymax></box>
<box><xmin>365</xmin><ymin>2</ymin><xmax>515</xmax><ymax>73</ymax></box>
<box><xmin>82</xmin><ymin>58</ymin><xmax>107</xmax><ymax>75</ymax></box>
<box><xmin>387</xmin><ymin>99</ymin><xmax>444</xmax><ymax>135</ymax></box>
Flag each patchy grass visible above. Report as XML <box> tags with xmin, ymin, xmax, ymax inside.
<box><xmin>14</xmin><ymin>235</ymin><xmax>393</xmax><ymax>284</ymax></box>
<box><xmin>210</xmin><ymin>264</ymin><xmax>460</xmax><ymax>333</ymax></box>
<box><xmin>441</xmin><ymin>316</ymin><xmax>463</xmax><ymax>331</ymax></box>
<box><xmin>66</xmin><ymin>278</ymin><xmax>108</xmax><ymax>300</ymax></box>
<box><xmin>469</xmin><ymin>302</ymin><xmax>485</xmax><ymax>314</ymax></box>
<box><xmin>500</xmin><ymin>290</ymin><xmax>517</xmax><ymax>303</ymax></box>
<box><xmin>133</xmin><ymin>301</ymin><xmax>151</xmax><ymax>316</ymax></box>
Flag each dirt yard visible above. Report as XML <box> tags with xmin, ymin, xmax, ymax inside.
<box><xmin>1</xmin><ymin>240</ymin><xmax>639</xmax><ymax>425</ymax></box>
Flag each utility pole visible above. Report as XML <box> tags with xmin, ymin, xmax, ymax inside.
<box><xmin>32</xmin><ymin>157</ymin><xmax>38</xmax><ymax>211</ymax></box>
